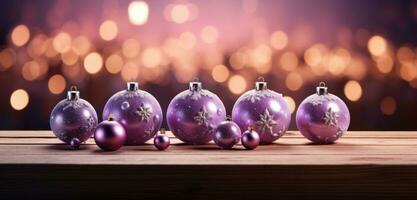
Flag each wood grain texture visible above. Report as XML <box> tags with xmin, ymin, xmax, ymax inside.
<box><xmin>1</xmin><ymin>131</ymin><xmax>417</xmax><ymax>199</ymax></box>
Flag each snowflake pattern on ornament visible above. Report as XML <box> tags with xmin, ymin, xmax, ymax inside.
<box><xmin>333</xmin><ymin>127</ymin><xmax>345</xmax><ymax>138</ymax></box>
<box><xmin>136</xmin><ymin>104</ymin><xmax>152</xmax><ymax>121</ymax></box>
<box><xmin>180</xmin><ymin>89</ymin><xmax>216</xmax><ymax>101</ymax></box>
<box><xmin>122</xmin><ymin>91</ymin><xmax>146</xmax><ymax>99</ymax></box>
<box><xmin>86</xmin><ymin>116</ymin><xmax>96</xmax><ymax>132</ymax></box>
<box><xmin>309</xmin><ymin>94</ymin><xmax>339</xmax><ymax>106</ymax></box>
<box><xmin>144</xmin><ymin>127</ymin><xmax>154</xmax><ymax>138</ymax></box>
<box><xmin>256</xmin><ymin>109</ymin><xmax>278</xmax><ymax>135</ymax></box>
<box><xmin>242</xmin><ymin>90</ymin><xmax>280</xmax><ymax>103</ymax></box>
<box><xmin>62</xmin><ymin>101</ymin><xmax>83</xmax><ymax>111</ymax></box>
<box><xmin>323</xmin><ymin>107</ymin><xmax>338</xmax><ymax>126</ymax></box>
<box><xmin>194</xmin><ymin>106</ymin><xmax>212</xmax><ymax>127</ymax></box>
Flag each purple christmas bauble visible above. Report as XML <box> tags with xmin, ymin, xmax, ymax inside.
<box><xmin>154</xmin><ymin>130</ymin><xmax>170</xmax><ymax>150</ymax></box>
<box><xmin>103</xmin><ymin>82</ymin><xmax>163</xmax><ymax>145</ymax></box>
<box><xmin>232</xmin><ymin>78</ymin><xmax>291</xmax><ymax>145</ymax></box>
<box><xmin>241</xmin><ymin>128</ymin><xmax>260</xmax><ymax>150</ymax></box>
<box><xmin>167</xmin><ymin>80</ymin><xmax>226</xmax><ymax>144</ymax></box>
<box><xmin>94</xmin><ymin>118</ymin><xmax>126</xmax><ymax>151</ymax></box>
<box><xmin>296</xmin><ymin>82</ymin><xmax>350</xmax><ymax>144</ymax></box>
<box><xmin>50</xmin><ymin>87</ymin><xmax>98</xmax><ymax>146</ymax></box>
<box><xmin>213</xmin><ymin>119</ymin><xmax>241</xmax><ymax>149</ymax></box>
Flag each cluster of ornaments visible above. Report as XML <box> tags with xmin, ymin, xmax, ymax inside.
<box><xmin>50</xmin><ymin>78</ymin><xmax>350</xmax><ymax>151</ymax></box>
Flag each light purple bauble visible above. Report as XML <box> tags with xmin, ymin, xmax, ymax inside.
<box><xmin>296</xmin><ymin>83</ymin><xmax>350</xmax><ymax>144</ymax></box>
<box><xmin>103</xmin><ymin>82</ymin><xmax>162</xmax><ymax>145</ymax></box>
<box><xmin>232</xmin><ymin>80</ymin><xmax>291</xmax><ymax>145</ymax></box>
<box><xmin>167</xmin><ymin>81</ymin><xmax>226</xmax><ymax>144</ymax></box>
<box><xmin>241</xmin><ymin>129</ymin><xmax>260</xmax><ymax>150</ymax></box>
<box><xmin>213</xmin><ymin>120</ymin><xmax>241</xmax><ymax>149</ymax></box>
<box><xmin>50</xmin><ymin>88</ymin><xmax>98</xmax><ymax>146</ymax></box>
<box><xmin>94</xmin><ymin>119</ymin><xmax>126</xmax><ymax>151</ymax></box>
<box><xmin>154</xmin><ymin>134</ymin><xmax>170</xmax><ymax>150</ymax></box>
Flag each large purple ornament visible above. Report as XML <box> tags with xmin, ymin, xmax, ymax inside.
<box><xmin>296</xmin><ymin>82</ymin><xmax>350</xmax><ymax>144</ymax></box>
<box><xmin>167</xmin><ymin>80</ymin><xmax>226</xmax><ymax>144</ymax></box>
<box><xmin>50</xmin><ymin>87</ymin><xmax>98</xmax><ymax>148</ymax></box>
<box><xmin>213</xmin><ymin>118</ymin><xmax>241</xmax><ymax>149</ymax></box>
<box><xmin>103</xmin><ymin>82</ymin><xmax>163</xmax><ymax>145</ymax></box>
<box><xmin>232</xmin><ymin>78</ymin><xmax>291</xmax><ymax>145</ymax></box>
<box><xmin>94</xmin><ymin>118</ymin><xmax>126</xmax><ymax>151</ymax></box>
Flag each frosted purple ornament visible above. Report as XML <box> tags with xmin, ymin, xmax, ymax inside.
<box><xmin>94</xmin><ymin>117</ymin><xmax>126</xmax><ymax>151</ymax></box>
<box><xmin>153</xmin><ymin>129</ymin><xmax>170</xmax><ymax>150</ymax></box>
<box><xmin>50</xmin><ymin>86</ymin><xmax>98</xmax><ymax>148</ymax></box>
<box><xmin>167</xmin><ymin>79</ymin><xmax>226</xmax><ymax>144</ymax></box>
<box><xmin>213</xmin><ymin>118</ymin><xmax>241</xmax><ymax>149</ymax></box>
<box><xmin>241</xmin><ymin>128</ymin><xmax>260</xmax><ymax>150</ymax></box>
<box><xmin>103</xmin><ymin>82</ymin><xmax>163</xmax><ymax>145</ymax></box>
<box><xmin>232</xmin><ymin>78</ymin><xmax>291</xmax><ymax>145</ymax></box>
<box><xmin>296</xmin><ymin>82</ymin><xmax>350</xmax><ymax>144</ymax></box>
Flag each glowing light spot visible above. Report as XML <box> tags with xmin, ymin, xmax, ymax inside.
<box><xmin>11</xmin><ymin>25</ymin><xmax>30</xmax><ymax>47</ymax></box>
<box><xmin>141</xmin><ymin>47</ymin><xmax>162</xmax><ymax>68</ymax></box>
<box><xmin>10</xmin><ymin>89</ymin><xmax>29</xmax><ymax>110</ymax></box>
<box><xmin>280</xmin><ymin>52</ymin><xmax>298</xmax><ymax>71</ymax></box>
<box><xmin>285</xmin><ymin>72</ymin><xmax>303</xmax><ymax>91</ymax></box>
<box><xmin>375</xmin><ymin>55</ymin><xmax>394</xmax><ymax>74</ymax></box>
<box><xmin>212</xmin><ymin>64</ymin><xmax>230</xmax><ymax>83</ymax></box>
<box><xmin>179</xmin><ymin>32</ymin><xmax>196</xmax><ymax>50</ymax></box>
<box><xmin>99</xmin><ymin>20</ymin><xmax>118</xmax><ymax>41</ymax></box>
<box><xmin>128</xmin><ymin>1</ymin><xmax>149</xmax><ymax>26</ymax></box>
<box><xmin>72</xmin><ymin>36</ymin><xmax>90</xmax><ymax>55</ymax></box>
<box><xmin>396</xmin><ymin>46</ymin><xmax>414</xmax><ymax>64</ymax></box>
<box><xmin>170</xmin><ymin>4</ymin><xmax>190</xmax><ymax>24</ymax></box>
<box><xmin>121</xmin><ymin>62</ymin><xmax>139</xmax><ymax>81</ymax></box>
<box><xmin>270</xmin><ymin>31</ymin><xmax>288</xmax><ymax>50</ymax></box>
<box><xmin>229</xmin><ymin>52</ymin><xmax>246</xmax><ymax>70</ymax></box>
<box><xmin>380</xmin><ymin>96</ymin><xmax>396</xmax><ymax>115</ymax></box>
<box><xmin>61</xmin><ymin>50</ymin><xmax>79</xmax><ymax>66</ymax></box>
<box><xmin>53</xmin><ymin>32</ymin><xmax>72</xmax><ymax>53</ymax></box>
<box><xmin>21</xmin><ymin>61</ymin><xmax>41</xmax><ymax>81</ymax></box>
<box><xmin>344</xmin><ymin>80</ymin><xmax>362</xmax><ymax>102</ymax></box>
<box><xmin>105</xmin><ymin>54</ymin><xmax>124</xmax><ymax>74</ymax></box>
<box><xmin>304</xmin><ymin>46</ymin><xmax>324</xmax><ymax>67</ymax></box>
<box><xmin>283</xmin><ymin>96</ymin><xmax>296</xmax><ymax>114</ymax></box>
<box><xmin>84</xmin><ymin>52</ymin><xmax>103</xmax><ymax>74</ymax></box>
<box><xmin>48</xmin><ymin>74</ymin><xmax>66</xmax><ymax>94</ymax></box>
<box><xmin>228</xmin><ymin>75</ymin><xmax>247</xmax><ymax>95</ymax></box>
<box><xmin>201</xmin><ymin>26</ymin><xmax>219</xmax><ymax>44</ymax></box>
<box><xmin>0</xmin><ymin>48</ymin><xmax>16</xmax><ymax>71</ymax></box>
<box><xmin>122</xmin><ymin>39</ymin><xmax>140</xmax><ymax>58</ymax></box>
<box><xmin>368</xmin><ymin>35</ymin><xmax>387</xmax><ymax>56</ymax></box>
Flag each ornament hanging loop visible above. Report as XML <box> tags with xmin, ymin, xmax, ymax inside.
<box><xmin>67</xmin><ymin>86</ymin><xmax>80</xmax><ymax>100</ymax></box>
<box><xmin>127</xmin><ymin>82</ymin><xmax>139</xmax><ymax>91</ymax></box>
<box><xmin>189</xmin><ymin>77</ymin><xmax>202</xmax><ymax>91</ymax></box>
<box><xmin>316</xmin><ymin>81</ymin><xmax>328</xmax><ymax>95</ymax></box>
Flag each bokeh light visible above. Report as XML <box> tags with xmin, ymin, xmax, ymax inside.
<box><xmin>285</xmin><ymin>72</ymin><xmax>303</xmax><ymax>91</ymax></box>
<box><xmin>368</xmin><ymin>35</ymin><xmax>387</xmax><ymax>56</ymax></box>
<box><xmin>380</xmin><ymin>96</ymin><xmax>396</xmax><ymax>115</ymax></box>
<box><xmin>270</xmin><ymin>31</ymin><xmax>288</xmax><ymax>50</ymax></box>
<box><xmin>128</xmin><ymin>1</ymin><xmax>149</xmax><ymax>26</ymax></box>
<box><xmin>212</xmin><ymin>64</ymin><xmax>230</xmax><ymax>83</ymax></box>
<box><xmin>228</xmin><ymin>75</ymin><xmax>247</xmax><ymax>94</ymax></box>
<box><xmin>344</xmin><ymin>80</ymin><xmax>362</xmax><ymax>102</ymax></box>
<box><xmin>201</xmin><ymin>26</ymin><xmax>219</xmax><ymax>44</ymax></box>
<box><xmin>283</xmin><ymin>96</ymin><xmax>296</xmax><ymax>113</ymax></box>
<box><xmin>48</xmin><ymin>74</ymin><xmax>66</xmax><ymax>94</ymax></box>
<box><xmin>53</xmin><ymin>32</ymin><xmax>72</xmax><ymax>53</ymax></box>
<box><xmin>105</xmin><ymin>54</ymin><xmax>124</xmax><ymax>74</ymax></box>
<box><xmin>10</xmin><ymin>89</ymin><xmax>29</xmax><ymax>110</ymax></box>
<box><xmin>11</xmin><ymin>25</ymin><xmax>30</xmax><ymax>47</ymax></box>
<box><xmin>84</xmin><ymin>52</ymin><xmax>103</xmax><ymax>74</ymax></box>
<box><xmin>99</xmin><ymin>20</ymin><xmax>118</xmax><ymax>41</ymax></box>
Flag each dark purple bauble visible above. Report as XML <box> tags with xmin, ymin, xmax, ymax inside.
<box><xmin>94</xmin><ymin>118</ymin><xmax>126</xmax><ymax>151</ymax></box>
<box><xmin>213</xmin><ymin>119</ymin><xmax>241</xmax><ymax>149</ymax></box>
<box><xmin>103</xmin><ymin>82</ymin><xmax>163</xmax><ymax>145</ymax></box>
<box><xmin>50</xmin><ymin>87</ymin><xmax>98</xmax><ymax>146</ymax></box>
<box><xmin>167</xmin><ymin>80</ymin><xmax>226</xmax><ymax>144</ymax></box>
<box><xmin>154</xmin><ymin>130</ymin><xmax>170</xmax><ymax>150</ymax></box>
<box><xmin>241</xmin><ymin>128</ymin><xmax>260</xmax><ymax>150</ymax></box>
<box><xmin>296</xmin><ymin>82</ymin><xmax>350</xmax><ymax>144</ymax></box>
<box><xmin>232</xmin><ymin>78</ymin><xmax>291</xmax><ymax>145</ymax></box>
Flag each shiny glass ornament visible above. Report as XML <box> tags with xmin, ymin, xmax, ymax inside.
<box><xmin>232</xmin><ymin>78</ymin><xmax>291</xmax><ymax>144</ymax></box>
<box><xmin>94</xmin><ymin>117</ymin><xmax>126</xmax><ymax>151</ymax></box>
<box><xmin>103</xmin><ymin>82</ymin><xmax>163</xmax><ymax>145</ymax></box>
<box><xmin>50</xmin><ymin>86</ymin><xmax>98</xmax><ymax>149</ymax></box>
<box><xmin>213</xmin><ymin>117</ymin><xmax>241</xmax><ymax>149</ymax></box>
<box><xmin>153</xmin><ymin>129</ymin><xmax>170</xmax><ymax>150</ymax></box>
<box><xmin>167</xmin><ymin>79</ymin><xmax>226</xmax><ymax>144</ymax></box>
<box><xmin>241</xmin><ymin>127</ymin><xmax>260</xmax><ymax>150</ymax></box>
<box><xmin>296</xmin><ymin>82</ymin><xmax>350</xmax><ymax>144</ymax></box>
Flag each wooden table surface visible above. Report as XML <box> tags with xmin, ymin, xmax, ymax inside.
<box><xmin>1</xmin><ymin>131</ymin><xmax>417</xmax><ymax>199</ymax></box>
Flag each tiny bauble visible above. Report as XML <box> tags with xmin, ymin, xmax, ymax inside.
<box><xmin>296</xmin><ymin>82</ymin><xmax>350</xmax><ymax>144</ymax></box>
<box><xmin>213</xmin><ymin>117</ymin><xmax>241</xmax><ymax>149</ymax></box>
<box><xmin>50</xmin><ymin>86</ymin><xmax>98</xmax><ymax>149</ymax></box>
<box><xmin>94</xmin><ymin>117</ymin><xmax>126</xmax><ymax>151</ymax></box>
<box><xmin>241</xmin><ymin>127</ymin><xmax>260</xmax><ymax>150</ymax></box>
<box><xmin>103</xmin><ymin>82</ymin><xmax>163</xmax><ymax>145</ymax></box>
<box><xmin>167</xmin><ymin>79</ymin><xmax>226</xmax><ymax>144</ymax></box>
<box><xmin>153</xmin><ymin>129</ymin><xmax>170</xmax><ymax>150</ymax></box>
<box><xmin>232</xmin><ymin>77</ymin><xmax>291</xmax><ymax>145</ymax></box>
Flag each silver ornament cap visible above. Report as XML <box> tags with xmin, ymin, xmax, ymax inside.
<box><xmin>316</xmin><ymin>82</ymin><xmax>328</xmax><ymax>95</ymax></box>
<box><xmin>67</xmin><ymin>86</ymin><xmax>80</xmax><ymax>100</ymax></box>
<box><xmin>189</xmin><ymin>77</ymin><xmax>202</xmax><ymax>91</ymax></box>
<box><xmin>126</xmin><ymin>82</ymin><xmax>139</xmax><ymax>91</ymax></box>
<box><xmin>255</xmin><ymin>77</ymin><xmax>268</xmax><ymax>91</ymax></box>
